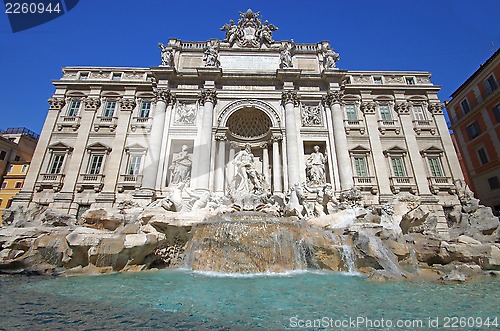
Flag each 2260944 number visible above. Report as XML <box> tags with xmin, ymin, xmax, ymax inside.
<box><xmin>5</xmin><ymin>2</ymin><xmax>61</xmax><ymax>14</ymax></box>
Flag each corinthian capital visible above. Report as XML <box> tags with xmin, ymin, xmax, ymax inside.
<box><xmin>360</xmin><ymin>102</ymin><xmax>376</xmax><ymax>114</ymax></box>
<box><xmin>428</xmin><ymin>102</ymin><xmax>444</xmax><ymax>115</ymax></box>
<box><xmin>48</xmin><ymin>97</ymin><xmax>65</xmax><ymax>110</ymax></box>
<box><xmin>120</xmin><ymin>98</ymin><xmax>136</xmax><ymax>111</ymax></box>
<box><xmin>198</xmin><ymin>88</ymin><xmax>217</xmax><ymax>105</ymax></box>
<box><xmin>395</xmin><ymin>102</ymin><xmax>410</xmax><ymax>114</ymax></box>
<box><xmin>83</xmin><ymin>97</ymin><xmax>101</xmax><ymax>110</ymax></box>
<box><xmin>153</xmin><ymin>87</ymin><xmax>173</xmax><ymax>104</ymax></box>
<box><xmin>322</xmin><ymin>91</ymin><xmax>344</xmax><ymax>106</ymax></box>
<box><xmin>281</xmin><ymin>90</ymin><xmax>299</xmax><ymax>106</ymax></box>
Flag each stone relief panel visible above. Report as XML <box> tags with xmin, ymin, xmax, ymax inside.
<box><xmin>301</xmin><ymin>103</ymin><xmax>323</xmax><ymax>127</ymax></box>
<box><xmin>174</xmin><ymin>102</ymin><xmax>197</xmax><ymax>125</ymax></box>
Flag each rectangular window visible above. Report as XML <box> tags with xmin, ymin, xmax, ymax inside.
<box><xmin>493</xmin><ymin>104</ymin><xmax>500</xmax><ymax>123</ymax></box>
<box><xmin>103</xmin><ymin>101</ymin><xmax>116</xmax><ymax>117</ymax></box>
<box><xmin>477</xmin><ymin>148</ymin><xmax>489</xmax><ymax>165</ymax></box>
<box><xmin>379</xmin><ymin>105</ymin><xmax>392</xmax><ymax>120</ymax></box>
<box><xmin>112</xmin><ymin>73</ymin><xmax>121</xmax><ymax>81</ymax></box>
<box><xmin>484</xmin><ymin>75</ymin><xmax>498</xmax><ymax>94</ymax></box>
<box><xmin>21</xmin><ymin>164</ymin><xmax>28</xmax><ymax>173</ymax></box>
<box><xmin>391</xmin><ymin>157</ymin><xmax>406</xmax><ymax>177</ymax></box>
<box><xmin>15</xmin><ymin>182</ymin><xmax>22</xmax><ymax>189</ymax></box>
<box><xmin>354</xmin><ymin>157</ymin><xmax>368</xmax><ymax>177</ymax></box>
<box><xmin>466</xmin><ymin>121</ymin><xmax>481</xmax><ymax>140</ymax></box>
<box><xmin>412</xmin><ymin>105</ymin><xmax>426</xmax><ymax>121</ymax></box>
<box><xmin>428</xmin><ymin>157</ymin><xmax>444</xmax><ymax>177</ymax></box>
<box><xmin>7</xmin><ymin>165</ymin><xmax>13</xmax><ymax>173</ymax></box>
<box><xmin>373</xmin><ymin>77</ymin><xmax>382</xmax><ymax>84</ymax></box>
<box><xmin>68</xmin><ymin>100</ymin><xmax>80</xmax><ymax>117</ymax></box>
<box><xmin>0</xmin><ymin>150</ymin><xmax>6</xmax><ymax>160</ymax></box>
<box><xmin>461</xmin><ymin>99</ymin><xmax>471</xmax><ymax>114</ymax></box>
<box><xmin>488</xmin><ymin>176</ymin><xmax>500</xmax><ymax>190</ymax></box>
<box><xmin>79</xmin><ymin>73</ymin><xmax>88</xmax><ymax>80</ymax></box>
<box><xmin>88</xmin><ymin>155</ymin><xmax>104</xmax><ymax>174</ymax></box>
<box><xmin>49</xmin><ymin>154</ymin><xmax>65</xmax><ymax>174</ymax></box>
<box><xmin>139</xmin><ymin>102</ymin><xmax>151</xmax><ymax>118</ymax></box>
<box><xmin>345</xmin><ymin>104</ymin><xmax>357</xmax><ymax>121</ymax></box>
<box><xmin>127</xmin><ymin>155</ymin><xmax>142</xmax><ymax>175</ymax></box>
<box><xmin>6</xmin><ymin>199</ymin><xmax>12</xmax><ymax>209</ymax></box>
<box><xmin>1</xmin><ymin>182</ymin><xmax>6</xmax><ymax>189</ymax></box>
<box><xmin>405</xmin><ymin>77</ymin><xmax>415</xmax><ymax>85</ymax></box>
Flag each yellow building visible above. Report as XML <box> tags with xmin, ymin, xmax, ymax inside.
<box><xmin>0</xmin><ymin>163</ymin><xmax>30</xmax><ymax>218</ymax></box>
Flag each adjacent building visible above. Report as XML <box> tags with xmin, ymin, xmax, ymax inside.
<box><xmin>447</xmin><ymin>48</ymin><xmax>500</xmax><ymax>215</ymax></box>
<box><xmin>13</xmin><ymin>10</ymin><xmax>464</xmax><ymax>228</ymax></box>
<box><xmin>0</xmin><ymin>127</ymin><xmax>38</xmax><ymax>218</ymax></box>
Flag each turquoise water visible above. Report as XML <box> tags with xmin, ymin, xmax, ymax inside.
<box><xmin>4</xmin><ymin>270</ymin><xmax>499</xmax><ymax>330</ymax></box>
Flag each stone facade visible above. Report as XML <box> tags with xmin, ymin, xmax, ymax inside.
<box><xmin>14</xmin><ymin>9</ymin><xmax>463</xmax><ymax>222</ymax></box>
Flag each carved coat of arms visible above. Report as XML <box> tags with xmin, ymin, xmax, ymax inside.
<box><xmin>220</xmin><ymin>9</ymin><xmax>278</xmax><ymax>48</ymax></box>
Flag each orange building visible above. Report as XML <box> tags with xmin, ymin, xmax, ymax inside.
<box><xmin>0</xmin><ymin>163</ymin><xmax>30</xmax><ymax>217</ymax></box>
<box><xmin>447</xmin><ymin>49</ymin><xmax>500</xmax><ymax>215</ymax></box>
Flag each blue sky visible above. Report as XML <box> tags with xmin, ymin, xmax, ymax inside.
<box><xmin>1</xmin><ymin>0</ymin><xmax>499</xmax><ymax>133</ymax></box>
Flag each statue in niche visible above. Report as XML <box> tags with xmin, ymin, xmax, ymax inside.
<box><xmin>203</xmin><ymin>40</ymin><xmax>220</xmax><ymax>67</ymax></box>
<box><xmin>158</xmin><ymin>43</ymin><xmax>174</xmax><ymax>68</ymax></box>
<box><xmin>303</xmin><ymin>183</ymin><xmax>339</xmax><ymax>217</ymax></box>
<box><xmin>306</xmin><ymin>145</ymin><xmax>327</xmax><ymax>186</ymax></box>
<box><xmin>175</xmin><ymin>103</ymin><xmax>196</xmax><ymax>124</ymax></box>
<box><xmin>232</xmin><ymin>144</ymin><xmax>265</xmax><ymax>194</ymax></box>
<box><xmin>169</xmin><ymin>145</ymin><xmax>192</xmax><ymax>185</ymax></box>
<box><xmin>279</xmin><ymin>42</ymin><xmax>293</xmax><ymax>69</ymax></box>
<box><xmin>301</xmin><ymin>104</ymin><xmax>322</xmax><ymax>126</ymax></box>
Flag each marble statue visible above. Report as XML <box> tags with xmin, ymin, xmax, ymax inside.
<box><xmin>320</xmin><ymin>42</ymin><xmax>340</xmax><ymax>70</ymax></box>
<box><xmin>306</xmin><ymin>145</ymin><xmax>327</xmax><ymax>186</ymax></box>
<box><xmin>284</xmin><ymin>183</ymin><xmax>307</xmax><ymax>219</ymax></box>
<box><xmin>232</xmin><ymin>144</ymin><xmax>264</xmax><ymax>194</ymax></box>
<box><xmin>169</xmin><ymin>145</ymin><xmax>192</xmax><ymax>185</ymax></box>
<box><xmin>185</xmin><ymin>187</ymin><xmax>211</xmax><ymax>211</ymax></box>
<box><xmin>203</xmin><ymin>40</ymin><xmax>220</xmax><ymax>67</ymax></box>
<box><xmin>158</xmin><ymin>43</ymin><xmax>174</xmax><ymax>68</ymax></box>
<box><xmin>175</xmin><ymin>103</ymin><xmax>196</xmax><ymax>124</ymax></box>
<box><xmin>280</xmin><ymin>42</ymin><xmax>293</xmax><ymax>68</ymax></box>
<box><xmin>220</xmin><ymin>19</ymin><xmax>241</xmax><ymax>46</ymax></box>
<box><xmin>301</xmin><ymin>104</ymin><xmax>322</xmax><ymax>126</ymax></box>
<box><xmin>303</xmin><ymin>183</ymin><xmax>338</xmax><ymax>217</ymax></box>
<box><xmin>257</xmin><ymin>20</ymin><xmax>277</xmax><ymax>45</ymax></box>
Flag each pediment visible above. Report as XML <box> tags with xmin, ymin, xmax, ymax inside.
<box><xmin>420</xmin><ymin>146</ymin><xmax>443</xmax><ymax>155</ymax></box>
<box><xmin>48</xmin><ymin>141</ymin><xmax>73</xmax><ymax>151</ymax></box>
<box><xmin>383</xmin><ymin>146</ymin><xmax>407</xmax><ymax>156</ymax></box>
<box><xmin>86</xmin><ymin>142</ymin><xmax>112</xmax><ymax>152</ymax></box>
<box><xmin>349</xmin><ymin>145</ymin><xmax>371</xmax><ymax>155</ymax></box>
<box><xmin>125</xmin><ymin>143</ymin><xmax>147</xmax><ymax>152</ymax></box>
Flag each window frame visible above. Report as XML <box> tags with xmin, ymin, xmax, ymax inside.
<box><xmin>460</xmin><ymin>98</ymin><xmax>471</xmax><ymax>114</ymax></box>
<box><xmin>345</xmin><ymin>104</ymin><xmax>358</xmax><ymax>121</ymax></box>
<box><xmin>488</xmin><ymin>176</ymin><xmax>500</xmax><ymax>190</ymax></box>
<box><xmin>67</xmin><ymin>99</ymin><xmax>81</xmax><ymax>117</ymax></box>
<box><xmin>127</xmin><ymin>154</ymin><xmax>143</xmax><ymax>176</ymax></box>
<box><xmin>48</xmin><ymin>153</ymin><xmax>66</xmax><ymax>174</ymax></box>
<box><xmin>139</xmin><ymin>101</ymin><xmax>152</xmax><ymax>118</ymax></box>
<box><xmin>103</xmin><ymin>100</ymin><xmax>117</xmax><ymax>118</ymax></box>
<box><xmin>493</xmin><ymin>104</ymin><xmax>500</xmax><ymax>123</ymax></box>
<box><xmin>466</xmin><ymin>121</ymin><xmax>481</xmax><ymax>140</ymax></box>
<box><xmin>87</xmin><ymin>154</ymin><xmax>104</xmax><ymax>175</ymax></box>
<box><xmin>477</xmin><ymin>147</ymin><xmax>489</xmax><ymax>165</ymax></box>
<box><xmin>412</xmin><ymin>104</ymin><xmax>427</xmax><ymax>121</ymax></box>
<box><xmin>373</xmin><ymin>76</ymin><xmax>383</xmax><ymax>84</ymax></box>
<box><xmin>379</xmin><ymin>104</ymin><xmax>392</xmax><ymax>121</ymax></box>
<box><xmin>484</xmin><ymin>74</ymin><xmax>498</xmax><ymax>95</ymax></box>
<box><xmin>405</xmin><ymin>76</ymin><xmax>416</xmax><ymax>85</ymax></box>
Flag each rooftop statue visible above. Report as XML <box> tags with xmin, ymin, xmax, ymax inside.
<box><xmin>220</xmin><ymin>9</ymin><xmax>278</xmax><ymax>48</ymax></box>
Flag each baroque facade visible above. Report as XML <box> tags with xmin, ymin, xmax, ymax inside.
<box><xmin>14</xmin><ymin>9</ymin><xmax>464</xmax><ymax>224</ymax></box>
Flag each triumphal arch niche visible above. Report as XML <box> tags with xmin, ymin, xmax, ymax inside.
<box><xmin>17</xmin><ymin>8</ymin><xmax>464</xmax><ymax>218</ymax></box>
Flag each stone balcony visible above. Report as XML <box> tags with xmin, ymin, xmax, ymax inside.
<box><xmin>130</xmin><ymin>117</ymin><xmax>152</xmax><ymax>132</ymax></box>
<box><xmin>344</xmin><ymin>119</ymin><xmax>366</xmax><ymax>135</ymax></box>
<box><xmin>428</xmin><ymin>176</ymin><xmax>455</xmax><ymax>194</ymax></box>
<box><xmin>76</xmin><ymin>174</ymin><xmax>104</xmax><ymax>192</ymax></box>
<box><xmin>35</xmin><ymin>173</ymin><xmax>65</xmax><ymax>192</ymax></box>
<box><xmin>94</xmin><ymin>116</ymin><xmax>118</xmax><ymax>132</ymax></box>
<box><xmin>389</xmin><ymin>176</ymin><xmax>417</xmax><ymax>194</ymax></box>
<box><xmin>56</xmin><ymin>115</ymin><xmax>81</xmax><ymax>131</ymax></box>
<box><xmin>377</xmin><ymin>119</ymin><xmax>401</xmax><ymax>135</ymax></box>
<box><xmin>412</xmin><ymin>119</ymin><xmax>436</xmax><ymax>135</ymax></box>
<box><xmin>117</xmin><ymin>174</ymin><xmax>143</xmax><ymax>192</ymax></box>
<box><xmin>353</xmin><ymin>176</ymin><xmax>377</xmax><ymax>194</ymax></box>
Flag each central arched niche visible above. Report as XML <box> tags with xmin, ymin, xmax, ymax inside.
<box><xmin>226</xmin><ymin>107</ymin><xmax>272</xmax><ymax>141</ymax></box>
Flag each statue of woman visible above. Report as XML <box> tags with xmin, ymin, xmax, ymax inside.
<box><xmin>306</xmin><ymin>145</ymin><xmax>326</xmax><ymax>186</ymax></box>
<box><xmin>169</xmin><ymin>145</ymin><xmax>192</xmax><ymax>185</ymax></box>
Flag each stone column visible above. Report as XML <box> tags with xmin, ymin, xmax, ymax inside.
<box><xmin>227</xmin><ymin>142</ymin><xmax>237</xmax><ymax>185</ymax></box>
<box><xmin>282</xmin><ymin>90</ymin><xmax>301</xmax><ymax>185</ymax></box>
<box><xmin>196</xmin><ymin>89</ymin><xmax>217</xmax><ymax>190</ymax></box>
<box><xmin>214</xmin><ymin>133</ymin><xmax>226</xmax><ymax>193</ymax></box>
<box><xmin>325</xmin><ymin>91</ymin><xmax>354</xmax><ymax>190</ymax></box>
<box><xmin>141</xmin><ymin>88</ymin><xmax>171</xmax><ymax>193</ymax></box>
<box><xmin>261</xmin><ymin>142</ymin><xmax>269</xmax><ymax>183</ymax></box>
<box><xmin>272</xmin><ymin>134</ymin><xmax>283</xmax><ymax>193</ymax></box>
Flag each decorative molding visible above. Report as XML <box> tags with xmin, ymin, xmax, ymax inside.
<box><xmin>360</xmin><ymin>102</ymin><xmax>376</xmax><ymax>114</ymax></box>
<box><xmin>428</xmin><ymin>102</ymin><xmax>444</xmax><ymax>115</ymax></box>
<box><xmin>198</xmin><ymin>88</ymin><xmax>217</xmax><ymax>105</ymax></box>
<box><xmin>220</xmin><ymin>9</ymin><xmax>278</xmax><ymax>48</ymax></box>
<box><xmin>301</xmin><ymin>103</ymin><xmax>323</xmax><ymax>126</ymax></box>
<box><xmin>218</xmin><ymin>99</ymin><xmax>281</xmax><ymax>127</ymax></box>
<box><xmin>83</xmin><ymin>97</ymin><xmax>101</xmax><ymax>111</ymax></box>
<box><xmin>322</xmin><ymin>91</ymin><xmax>344</xmax><ymax>106</ymax></box>
<box><xmin>174</xmin><ymin>102</ymin><xmax>197</xmax><ymax>125</ymax></box>
<box><xmin>48</xmin><ymin>97</ymin><xmax>65</xmax><ymax>110</ymax></box>
<box><xmin>153</xmin><ymin>88</ymin><xmax>174</xmax><ymax>104</ymax></box>
<box><xmin>120</xmin><ymin>98</ymin><xmax>136</xmax><ymax>111</ymax></box>
<box><xmin>282</xmin><ymin>90</ymin><xmax>300</xmax><ymax>106</ymax></box>
<box><xmin>395</xmin><ymin>102</ymin><xmax>410</xmax><ymax>115</ymax></box>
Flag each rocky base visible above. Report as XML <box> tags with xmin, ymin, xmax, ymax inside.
<box><xmin>1</xmin><ymin>194</ymin><xmax>499</xmax><ymax>281</ymax></box>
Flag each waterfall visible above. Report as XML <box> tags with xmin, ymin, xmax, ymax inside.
<box><xmin>339</xmin><ymin>245</ymin><xmax>357</xmax><ymax>274</ymax></box>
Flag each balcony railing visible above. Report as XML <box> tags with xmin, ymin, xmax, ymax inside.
<box><xmin>130</xmin><ymin>117</ymin><xmax>152</xmax><ymax>132</ymax></box>
<box><xmin>56</xmin><ymin>116</ymin><xmax>81</xmax><ymax>131</ymax></box>
<box><xmin>94</xmin><ymin>116</ymin><xmax>118</xmax><ymax>132</ymax></box>
<box><xmin>35</xmin><ymin>173</ymin><xmax>65</xmax><ymax>191</ymax></box>
<box><xmin>117</xmin><ymin>174</ymin><xmax>143</xmax><ymax>192</ymax></box>
<box><xmin>412</xmin><ymin>119</ymin><xmax>436</xmax><ymax>135</ymax></box>
<box><xmin>344</xmin><ymin>119</ymin><xmax>365</xmax><ymax>134</ymax></box>
<box><xmin>377</xmin><ymin>119</ymin><xmax>400</xmax><ymax>135</ymax></box>
<box><xmin>353</xmin><ymin>176</ymin><xmax>378</xmax><ymax>194</ymax></box>
<box><xmin>428</xmin><ymin>176</ymin><xmax>454</xmax><ymax>194</ymax></box>
<box><xmin>76</xmin><ymin>173</ymin><xmax>104</xmax><ymax>192</ymax></box>
<box><xmin>389</xmin><ymin>176</ymin><xmax>416</xmax><ymax>194</ymax></box>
